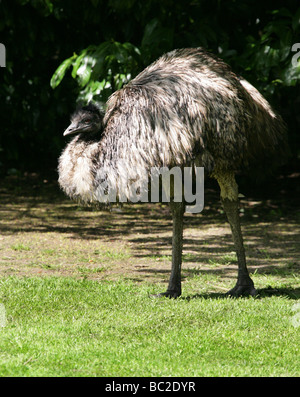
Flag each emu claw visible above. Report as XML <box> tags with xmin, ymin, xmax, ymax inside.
<box><xmin>225</xmin><ymin>284</ymin><xmax>257</xmax><ymax>297</ymax></box>
<box><xmin>150</xmin><ymin>290</ymin><xmax>181</xmax><ymax>299</ymax></box>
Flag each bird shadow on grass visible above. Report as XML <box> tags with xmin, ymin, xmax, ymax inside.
<box><xmin>183</xmin><ymin>286</ymin><xmax>300</xmax><ymax>301</ymax></box>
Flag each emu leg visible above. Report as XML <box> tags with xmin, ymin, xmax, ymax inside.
<box><xmin>214</xmin><ymin>170</ymin><xmax>256</xmax><ymax>297</ymax></box>
<box><xmin>222</xmin><ymin>199</ymin><xmax>256</xmax><ymax>297</ymax></box>
<box><xmin>157</xmin><ymin>201</ymin><xmax>185</xmax><ymax>298</ymax></box>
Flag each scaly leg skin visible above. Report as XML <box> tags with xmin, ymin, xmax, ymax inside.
<box><xmin>222</xmin><ymin>198</ymin><xmax>257</xmax><ymax>297</ymax></box>
<box><xmin>152</xmin><ymin>201</ymin><xmax>185</xmax><ymax>299</ymax></box>
<box><xmin>213</xmin><ymin>170</ymin><xmax>256</xmax><ymax>297</ymax></box>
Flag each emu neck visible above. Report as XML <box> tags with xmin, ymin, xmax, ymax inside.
<box><xmin>75</xmin><ymin>131</ymin><xmax>99</xmax><ymax>144</ymax></box>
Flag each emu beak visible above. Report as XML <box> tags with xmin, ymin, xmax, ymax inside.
<box><xmin>63</xmin><ymin>122</ymin><xmax>80</xmax><ymax>136</ymax></box>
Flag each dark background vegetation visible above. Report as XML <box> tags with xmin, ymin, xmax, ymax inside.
<box><xmin>0</xmin><ymin>0</ymin><xmax>299</xmax><ymax>193</ymax></box>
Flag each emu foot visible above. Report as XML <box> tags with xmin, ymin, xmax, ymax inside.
<box><xmin>226</xmin><ymin>283</ymin><xmax>257</xmax><ymax>297</ymax></box>
<box><xmin>150</xmin><ymin>290</ymin><xmax>181</xmax><ymax>299</ymax></box>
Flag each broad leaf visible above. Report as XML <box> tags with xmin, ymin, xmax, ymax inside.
<box><xmin>50</xmin><ymin>54</ymin><xmax>76</xmax><ymax>89</ymax></box>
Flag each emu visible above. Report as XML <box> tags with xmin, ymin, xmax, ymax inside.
<box><xmin>58</xmin><ymin>48</ymin><xmax>288</xmax><ymax>298</ymax></box>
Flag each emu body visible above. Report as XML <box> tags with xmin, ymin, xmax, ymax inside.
<box><xmin>59</xmin><ymin>48</ymin><xmax>288</xmax><ymax>297</ymax></box>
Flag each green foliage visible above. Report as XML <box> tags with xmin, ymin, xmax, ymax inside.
<box><xmin>0</xmin><ymin>0</ymin><xmax>300</xmax><ymax>175</ymax></box>
<box><xmin>51</xmin><ymin>41</ymin><xmax>141</xmax><ymax>103</ymax></box>
<box><xmin>232</xmin><ymin>7</ymin><xmax>300</xmax><ymax>95</ymax></box>
<box><xmin>50</xmin><ymin>54</ymin><xmax>77</xmax><ymax>90</ymax></box>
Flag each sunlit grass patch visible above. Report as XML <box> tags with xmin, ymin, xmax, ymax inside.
<box><xmin>0</xmin><ymin>276</ymin><xmax>298</xmax><ymax>377</ymax></box>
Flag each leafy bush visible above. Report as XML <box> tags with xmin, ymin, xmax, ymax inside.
<box><xmin>51</xmin><ymin>41</ymin><xmax>141</xmax><ymax>104</ymax></box>
<box><xmin>0</xmin><ymin>0</ymin><xmax>299</xmax><ymax>175</ymax></box>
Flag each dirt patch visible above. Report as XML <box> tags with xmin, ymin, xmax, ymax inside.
<box><xmin>0</xmin><ymin>174</ymin><xmax>299</xmax><ymax>291</ymax></box>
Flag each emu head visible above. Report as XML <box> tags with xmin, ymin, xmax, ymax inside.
<box><xmin>64</xmin><ymin>103</ymin><xmax>103</xmax><ymax>136</ymax></box>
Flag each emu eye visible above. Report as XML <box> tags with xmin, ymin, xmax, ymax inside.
<box><xmin>84</xmin><ymin>119</ymin><xmax>91</xmax><ymax>124</ymax></box>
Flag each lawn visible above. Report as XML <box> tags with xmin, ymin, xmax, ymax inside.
<box><xmin>0</xmin><ymin>175</ymin><xmax>299</xmax><ymax>376</ymax></box>
<box><xmin>0</xmin><ymin>276</ymin><xmax>299</xmax><ymax>377</ymax></box>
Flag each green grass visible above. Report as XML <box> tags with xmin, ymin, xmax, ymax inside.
<box><xmin>0</xmin><ymin>276</ymin><xmax>299</xmax><ymax>377</ymax></box>
<box><xmin>11</xmin><ymin>243</ymin><xmax>31</xmax><ymax>252</ymax></box>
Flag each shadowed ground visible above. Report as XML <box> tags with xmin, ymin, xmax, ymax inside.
<box><xmin>0</xmin><ymin>173</ymin><xmax>299</xmax><ymax>297</ymax></box>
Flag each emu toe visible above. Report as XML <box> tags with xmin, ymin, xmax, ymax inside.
<box><xmin>226</xmin><ymin>283</ymin><xmax>257</xmax><ymax>297</ymax></box>
<box><xmin>150</xmin><ymin>290</ymin><xmax>181</xmax><ymax>299</ymax></box>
